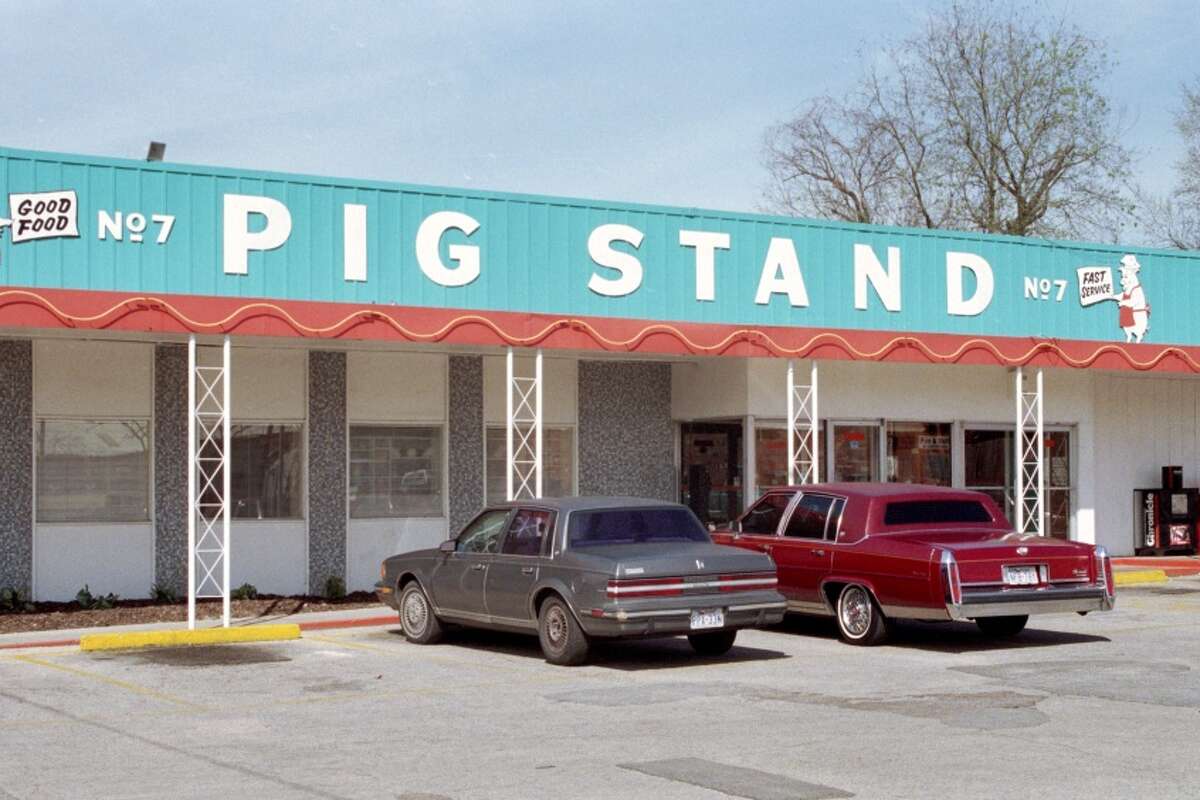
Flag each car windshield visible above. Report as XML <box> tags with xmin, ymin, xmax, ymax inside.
<box><xmin>567</xmin><ymin>508</ymin><xmax>710</xmax><ymax>547</ymax></box>
<box><xmin>883</xmin><ymin>500</ymin><xmax>994</xmax><ymax>525</ymax></box>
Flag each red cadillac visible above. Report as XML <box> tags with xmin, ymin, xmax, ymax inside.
<box><xmin>712</xmin><ymin>483</ymin><xmax>1115</xmax><ymax>645</ymax></box>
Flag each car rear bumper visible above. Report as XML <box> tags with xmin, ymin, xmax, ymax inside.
<box><xmin>578</xmin><ymin>590</ymin><xmax>787</xmax><ymax>638</ymax></box>
<box><xmin>949</xmin><ymin>584</ymin><xmax>1115</xmax><ymax>620</ymax></box>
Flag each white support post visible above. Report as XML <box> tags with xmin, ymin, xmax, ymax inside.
<box><xmin>506</xmin><ymin>347</ymin><xmax>543</xmax><ymax>500</ymax></box>
<box><xmin>221</xmin><ymin>337</ymin><xmax>231</xmax><ymax>628</ymax></box>
<box><xmin>787</xmin><ymin>360</ymin><xmax>819</xmax><ymax>485</ymax></box>
<box><xmin>506</xmin><ymin>349</ymin><xmax>514</xmax><ymax>502</ymax></box>
<box><xmin>189</xmin><ymin>336</ymin><xmax>232</xmax><ymax>628</ymax></box>
<box><xmin>187</xmin><ymin>336</ymin><xmax>196</xmax><ymax>630</ymax></box>
<box><xmin>1015</xmin><ymin>367</ymin><xmax>1045</xmax><ymax>536</ymax></box>
<box><xmin>535</xmin><ymin>349</ymin><xmax>544</xmax><ymax>499</ymax></box>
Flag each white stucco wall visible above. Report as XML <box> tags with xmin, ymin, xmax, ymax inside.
<box><xmin>346</xmin><ymin>351</ymin><xmax>450</xmax><ymax>591</ymax></box>
<box><xmin>200</xmin><ymin>345</ymin><xmax>309</xmax><ymax>595</ymax></box>
<box><xmin>33</xmin><ymin>340</ymin><xmax>155</xmax><ymax>601</ymax></box>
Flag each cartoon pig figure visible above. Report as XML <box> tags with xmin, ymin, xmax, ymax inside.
<box><xmin>1117</xmin><ymin>254</ymin><xmax>1149</xmax><ymax>343</ymax></box>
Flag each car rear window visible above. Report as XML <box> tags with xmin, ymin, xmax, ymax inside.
<box><xmin>883</xmin><ymin>500</ymin><xmax>993</xmax><ymax>525</ymax></box>
<box><xmin>567</xmin><ymin>508</ymin><xmax>710</xmax><ymax>547</ymax></box>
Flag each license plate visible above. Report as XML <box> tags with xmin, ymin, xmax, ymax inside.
<box><xmin>1003</xmin><ymin>565</ymin><xmax>1040</xmax><ymax>586</ymax></box>
<box><xmin>690</xmin><ymin>609</ymin><xmax>724</xmax><ymax>630</ymax></box>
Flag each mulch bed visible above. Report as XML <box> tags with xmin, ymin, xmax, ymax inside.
<box><xmin>0</xmin><ymin>593</ymin><xmax>382</xmax><ymax>635</ymax></box>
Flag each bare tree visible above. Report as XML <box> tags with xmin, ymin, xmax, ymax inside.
<box><xmin>762</xmin><ymin>3</ymin><xmax>1132</xmax><ymax>239</ymax></box>
<box><xmin>1141</xmin><ymin>80</ymin><xmax>1200</xmax><ymax>249</ymax></box>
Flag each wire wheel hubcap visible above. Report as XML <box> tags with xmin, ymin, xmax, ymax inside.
<box><xmin>402</xmin><ymin>590</ymin><xmax>428</xmax><ymax>636</ymax></box>
<box><xmin>840</xmin><ymin>587</ymin><xmax>872</xmax><ymax>638</ymax></box>
<box><xmin>545</xmin><ymin>606</ymin><xmax>568</xmax><ymax>649</ymax></box>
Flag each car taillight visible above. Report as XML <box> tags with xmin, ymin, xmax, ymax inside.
<box><xmin>380</xmin><ymin>562</ymin><xmax>387</xmax><ymax>581</ymax></box>
<box><xmin>1094</xmin><ymin>545</ymin><xmax>1114</xmax><ymax>599</ymax></box>
<box><xmin>606</xmin><ymin>577</ymin><xmax>683</xmax><ymax>599</ymax></box>
<box><xmin>717</xmin><ymin>573</ymin><xmax>778</xmax><ymax>592</ymax></box>
<box><xmin>940</xmin><ymin>550</ymin><xmax>962</xmax><ymax>606</ymax></box>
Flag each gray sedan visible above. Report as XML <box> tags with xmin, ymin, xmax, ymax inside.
<box><xmin>376</xmin><ymin>497</ymin><xmax>787</xmax><ymax>665</ymax></box>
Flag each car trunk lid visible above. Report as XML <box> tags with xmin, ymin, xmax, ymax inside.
<box><xmin>891</xmin><ymin>530</ymin><xmax>1096</xmax><ymax>585</ymax></box>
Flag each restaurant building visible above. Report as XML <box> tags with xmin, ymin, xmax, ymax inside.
<box><xmin>1</xmin><ymin>146</ymin><xmax>1198</xmax><ymax>602</ymax></box>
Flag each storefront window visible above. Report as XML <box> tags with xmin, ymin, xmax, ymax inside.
<box><xmin>485</xmin><ymin>426</ymin><xmax>574</xmax><ymax>504</ymax></box>
<box><xmin>831</xmin><ymin>423</ymin><xmax>880</xmax><ymax>482</ymax></box>
<box><xmin>754</xmin><ymin>427</ymin><xmax>788</xmax><ymax>492</ymax></box>
<box><xmin>963</xmin><ymin>427</ymin><xmax>1073</xmax><ymax>538</ymax></box>
<box><xmin>680</xmin><ymin>422</ymin><xmax>743</xmax><ymax>525</ymax></box>
<box><xmin>886</xmin><ymin>422</ymin><xmax>951</xmax><ymax>486</ymax></box>
<box><xmin>199</xmin><ymin>424</ymin><xmax>303</xmax><ymax>519</ymax></box>
<box><xmin>36</xmin><ymin>419</ymin><xmax>150</xmax><ymax>523</ymax></box>
<box><xmin>964</xmin><ymin>428</ymin><xmax>1013</xmax><ymax>521</ymax></box>
<box><xmin>349</xmin><ymin>425</ymin><xmax>443</xmax><ymax>518</ymax></box>
<box><xmin>1046</xmin><ymin>431</ymin><xmax>1072</xmax><ymax>539</ymax></box>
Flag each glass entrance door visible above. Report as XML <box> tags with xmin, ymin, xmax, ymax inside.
<box><xmin>680</xmin><ymin>422</ymin><xmax>744</xmax><ymax>526</ymax></box>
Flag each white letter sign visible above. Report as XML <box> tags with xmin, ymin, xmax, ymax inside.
<box><xmin>415</xmin><ymin>210</ymin><xmax>481</xmax><ymax>287</ymax></box>
<box><xmin>946</xmin><ymin>251</ymin><xmax>994</xmax><ymax>316</ymax></box>
<box><xmin>1077</xmin><ymin>266</ymin><xmax>1115</xmax><ymax>306</ymax></box>
<box><xmin>343</xmin><ymin>203</ymin><xmax>367</xmax><ymax>282</ymax></box>
<box><xmin>223</xmin><ymin>194</ymin><xmax>292</xmax><ymax>275</ymax></box>
<box><xmin>3</xmin><ymin>190</ymin><xmax>79</xmax><ymax>243</ymax></box>
<box><xmin>680</xmin><ymin>230</ymin><xmax>730</xmax><ymax>301</ymax></box>
<box><xmin>853</xmin><ymin>243</ymin><xmax>902</xmax><ymax>311</ymax></box>
<box><xmin>754</xmin><ymin>237</ymin><xmax>809</xmax><ymax>307</ymax></box>
<box><xmin>587</xmin><ymin>224</ymin><xmax>644</xmax><ymax>297</ymax></box>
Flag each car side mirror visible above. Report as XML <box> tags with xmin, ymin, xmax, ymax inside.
<box><xmin>438</xmin><ymin>539</ymin><xmax>456</xmax><ymax>554</ymax></box>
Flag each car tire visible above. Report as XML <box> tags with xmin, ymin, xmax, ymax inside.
<box><xmin>398</xmin><ymin>582</ymin><xmax>443</xmax><ymax>644</ymax></box>
<box><xmin>538</xmin><ymin>596</ymin><xmax>589</xmax><ymax>666</ymax></box>
<box><xmin>975</xmin><ymin>615</ymin><xmax>1029</xmax><ymax>638</ymax></box>
<box><xmin>835</xmin><ymin>584</ymin><xmax>888</xmax><ymax>646</ymax></box>
<box><xmin>687</xmin><ymin>629</ymin><xmax>737</xmax><ymax>656</ymax></box>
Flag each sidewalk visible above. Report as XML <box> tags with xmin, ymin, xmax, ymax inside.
<box><xmin>0</xmin><ymin>604</ymin><xmax>397</xmax><ymax>652</ymax></box>
<box><xmin>1113</xmin><ymin>555</ymin><xmax>1200</xmax><ymax>587</ymax></box>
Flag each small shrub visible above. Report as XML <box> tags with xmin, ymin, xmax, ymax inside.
<box><xmin>75</xmin><ymin>585</ymin><xmax>119</xmax><ymax>610</ymax></box>
<box><xmin>0</xmin><ymin>586</ymin><xmax>35</xmax><ymax>613</ymax></box>
<box><xmin>231</xmin><ymin>583</ymin><xmax>258</xmax><ymax>601</ymax></box>
<box><xmin>148</xmin><ymin>584</ymin><xmax>178</xmax><ymax>604</ymax></box>
<box><xmin>324</xmin><ymin>576</ymin><xmax>346</xmax><ymax>600</ymax></box>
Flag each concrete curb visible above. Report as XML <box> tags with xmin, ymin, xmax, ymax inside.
<box><xmin>1113</xmin><ymin>569</ymin><xmax>1170</xmax><ymax>587</ymax></box>
<box><xmin>79</xmin><ymin>623</ymin><xmax>301</xmax><ymax>652</ymax></box>
<box><xmin>1</xmin><ymin>612</ymin><xmax>397</xmax><ymax>652</ymax></box>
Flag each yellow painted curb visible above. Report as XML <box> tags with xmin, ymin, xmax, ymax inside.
<box><xmin>1113</xmin><ymin>569</ymin><xmax>1169</xmax><ymax>587</ymax></box>
<box><xmin>79</xmin><ymin>624</ymin><xmax>301</xmax><ymax>652</ymax></box>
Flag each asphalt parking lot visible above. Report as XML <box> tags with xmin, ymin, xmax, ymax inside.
<box><xmin>2</xmin><ymin>583</ymin><xmax>1199</xmax><ymax>800</ymax></box>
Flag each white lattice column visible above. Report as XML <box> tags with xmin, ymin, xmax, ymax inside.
<box><xmin>188</xmin><ymin>336</ymin><xmax>232</xmax><ymax>628</ymax></box>
<box><xmin>787</xmin><ymin>360</ymin><xmax>819</xmax><ymax>485</ymax></box>
<box><xmin>1014</xmin><ymin>367</ymin><xmax>1045</xmax><ymax>536</ymax></box>
<box><xmin>506</xmin><ymin>347</ymin><xmax>543</xmax><ymax>500</ymax></box>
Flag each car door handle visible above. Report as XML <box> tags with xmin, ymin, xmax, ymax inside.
<box><xmin>813</xmin><ymin>549</ymin><xmax>826</xmax><ymax>557</ymax></box>
<box><xmin>471</xmin><ymin>563</ymin><xmax>487</xmax><ymax>571</ymax></box>
<box><xmin>521</xmin><ymin>567</ymin><xmax>535</xmax><ymax>575</ymax></box>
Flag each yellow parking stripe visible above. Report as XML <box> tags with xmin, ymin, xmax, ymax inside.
<box><xmin>7</xmin><ymin>655</ymin><xmax>206</xmax><ymax>711</ymax></box>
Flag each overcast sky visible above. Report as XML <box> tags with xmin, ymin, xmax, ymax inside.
<box><xmin>3</xmin><ymin>1</ymin><xmax>1196</xmax><ymax>217</ymax></box>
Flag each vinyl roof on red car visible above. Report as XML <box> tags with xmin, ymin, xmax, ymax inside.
<box><xmin>760</xmin><ymin>482</ymin><xmax>990</xmax><ymax>501</ymax></box>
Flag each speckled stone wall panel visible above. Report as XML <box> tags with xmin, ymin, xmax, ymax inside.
<box><xmin>578</xmin><ymin>361</ymin><xmax>676</xmax><ymax>501</ymax></box>
<box><xmin>448</xmin><ymin>355</ymin><xmax>484</xmax><ymax>535</ymax></box>
<box><xmin>0</xmin><ymin>340</ymin><xmax>33</xmax><ymax>594</ymax></box>
<box><xmin>153</xmin><ymin>344</ymin><xmax>189</xmax><ymax>594</ymax></box>
<box><xmin>308</xmin><ymin>351</ymin><xmax>347</xmax><ymax>594</ymax></box>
